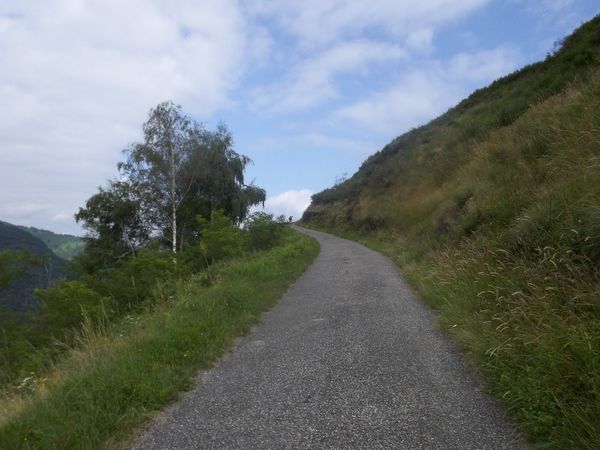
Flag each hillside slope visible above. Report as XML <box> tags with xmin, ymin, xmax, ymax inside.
<box><xmin>18</xmin><ymin>225</ymin><xmax>84</xmax><ymax>260</ymax></box>
<box><xmin>0</xmin><ymin>221</ymin><xmax>65</xmax><ymax>311</ymax></box>
<box><xmin>303</xmin><ymin>16</ymin><xmax>600</xmax><ymax>449</ymax></box>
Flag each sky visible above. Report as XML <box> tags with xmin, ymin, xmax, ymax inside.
<box><xmin>0</xmin><ymin>0</ymin><xmax>598</xmax><ymax>235</ymax></box>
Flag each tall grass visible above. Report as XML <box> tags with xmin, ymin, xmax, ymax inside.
<box><xmin>409</xmin><ymin>244</ymin><xmax>600</xmax><ymax>448</ymax></box>
<box><xmin>304</xmin><ymin>26</ymin><xmax>600</xmax><ymax>448</ymax></box>
<box><xmin>0</xmin><ymin>229</ymin><xmax>318</xmax><ymax>449</ymax></box>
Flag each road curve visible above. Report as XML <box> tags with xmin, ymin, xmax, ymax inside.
<box><xmin>133</xmin><ymin>226</ymin><xmax>521</xmax><ymax>449</ymax></box>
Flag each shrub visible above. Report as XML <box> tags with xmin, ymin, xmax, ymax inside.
<box><xmin>198</xmin><ymin>210</ymin><xmax>243</xmax><ymax>263</ymax></box>
<box><xmin>244</xmin><ymin>212</ymin><xmax>284</xmax><ymax>251</ymax></box>
<box><xmin>82</xmin><ymin>251</ymin><xmax>178</xmax><ymax>310</ymax></box>
<box><xmin>32</xmin><ymin>281</ymin><xmax>111</xmax><ymax>344</ymax></box>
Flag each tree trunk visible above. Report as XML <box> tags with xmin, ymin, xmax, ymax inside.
<box><xmin>170</xmin><ymin>145</ymin><xmax>177</xmax><ymax>254</ymax></box>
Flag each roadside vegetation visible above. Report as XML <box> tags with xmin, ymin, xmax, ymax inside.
<box><xmin>0</xmin><ymin>228</ymin><xmax>318</xmax><ymax>449</ymax></box>
<box><xmin>0</xmin><ymin>102</ymin><xmax>319</xmax><ymax>448</ymax></box>
<box><xmin>303</xmin><ymin>16</ymin><xmax>600</xmax><ymax>449</ymax></box>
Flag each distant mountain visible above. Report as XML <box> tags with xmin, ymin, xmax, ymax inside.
<box><xmin>17</xmin><ymin>225</ymin><xmax>84</xmax><ymax>260</ymax></box>
<box><xmin>0</xmin><ymin>221</ymin><xmax>66</xmax><ymax>312</ymax></box>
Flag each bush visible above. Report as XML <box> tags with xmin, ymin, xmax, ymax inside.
<box><xmin>197</xmin><ymin>210</ymin><xmax>243</xmax><ymax>263</ymax></box>
<box><xmin>33</xmin><ymin>281</ymin><xmax>111</xmax><ymax>344</ymax></box>
<box><xmin>82</xmin><ymin>252</ymin><xmax>178</xmax><ymax>309</ymax></box>
<box><xmin>244</xmin><ymin>212</ymin><xmax>284</xmax><ymax>251</ymax></box>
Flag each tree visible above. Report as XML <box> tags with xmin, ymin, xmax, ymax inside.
<box><xmin>119</xmin><ymin>101</ymin><xmax>201</xmax><ymax>254</ymax></box>
<box><xmin>0</xmin><ymin>250</ymin><xmax>42</xmax><ymax>290</ymax></box>
<box><xmin>197</xmin><ymin>210</ymin><xmax>243</xmax><ymax>263</ymax></box>
<box><xmin>77</xmin><ymin>101</ymin><xmax>266</xmax><ymax>267</ymax></box>
<box><xmin>75</xmin><ymin>180</ymin><xmax>147</xmax><ymax>271</ymax></box>
<box><xmin>181</xmin><ymin>123</ymin><xmax>265</xmax><ymax>227</ymax></box>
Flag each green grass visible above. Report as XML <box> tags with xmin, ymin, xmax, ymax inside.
<box><xmin>306</xmin><ymin>221</ymin><xmax>600</xmax><ymax>448</ymax></box>
<box><xmin>0</xmin><ymin>229</ymin><xmax>318</xmax><ymax>449</ymax></box>
<box><xmin>303</xmin><ymin>17</ymin><xmax>600</xmax><ymax>449</ymax></box>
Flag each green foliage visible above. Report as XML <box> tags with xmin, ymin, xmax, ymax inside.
<box><xmin>304</xmin><ymin>16</ymin><xmax>600</xmax><ymax>449</ymax></box>
<box><xmin>0</xmin><ymin>249</ymin><xmax>179</xmax><ymax>388</ymax></box>
<box><xmin>308</xmin><ymin>15</ymin><xmax>600</xmax><ymax>211</ymax></box>
<box><xmin>77</xmin><ymin>103</ymin><xmax>265</xmax><ymax>268</ymax></box>
<box><xmin>0</xmin><ymin>221</ymin><xmax>66</xmax><ymax>312</ymax></box>
<box><xmin>244</xmin><ymin>212</ymin><xmax>284</xmax><ymax>251</ymax></box>
<box><xmin>17</xmin><ymin>226</ymin><xmax>84</xmax><ymax>261</ymax></box>
<box><xmin>187</xmin><ymin>123</ymin><xmax>266</xmax><ymax>226</ymax></box>
<box><xmin>0</xmin><ymin>230</ymin><xmax>318</xmax><ymax>449</ymax></box>
<box><xmin>197</xmin><ymin>211</ymin><xmax>243</xmax><ymax>263</ymax></box>
<box><xmin>118</xmin><ymin>101</ymin><xmax>200</xmax><ymax>254</ymax></box>
<box><xmin>75</xmin><ymin>180</ymin><xmax>147</xmax><ymax>272</ymax></box>
<box><xmin>0</xmin><ymin>105</ymin><xmax>275</xmax><ymax>448</ymax></box>
<box><xmin>82</xmin><ymin>251</ymin><xmax>178</xmax><ymax>310</ymax></box>
<box><xmin>0</xmin><ymin>251</ymin><xmax>41</xmax><ymax>291</ymax></box>
<box><xmin>0</xmin><ymin>222</ymin><xmax>57</xmax><ymax>261</ymax></box>
<box><xmin>2</xmin><ymin>108</ymin><xmax>268</xmax><ymax>391</ymax></box>
<box><xmin>0</xmin><ymin>249</ymin><xmax>59</xmax><ymax>386</ymax></box>
<box><xmin>32</xmin><ymin>281</ymin><xmax>110</xmax><ymax>344</ymax></box>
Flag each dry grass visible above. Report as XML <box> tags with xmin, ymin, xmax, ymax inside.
<box><xmin>304</xmin><ymin>42</ymin><xmax>600</xmax><ymax>448</ymax></box>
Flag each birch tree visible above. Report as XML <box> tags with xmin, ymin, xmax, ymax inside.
<box><xmin>77</xmin><ymin>102</ymin><xmax>266</xmax><ymax>263</ymax></box>
<box><xmin>119</xmin><ymin>101</ymin><xmax>200</xmax><ymax>254</ymax></box>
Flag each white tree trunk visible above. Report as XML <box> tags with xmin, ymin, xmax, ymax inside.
<box><xmin>172</xmin><ymin>202</ymin><xmax>177</xmax><ymax>254</ymax></box>
<box><xmin>170</xmin><ymin>144</ymin><xmax>177</xmax><ymax>254</ymax></box>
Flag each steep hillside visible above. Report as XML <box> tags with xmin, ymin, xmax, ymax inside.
<box><xmin>0</xmin><ymin>221</ymin><xmax>65</xmax><ymax>311</ymax></box>
<box><xmin>303</xmin><ymin>16</ymin><xmax>600</xmax><ymax>449</ymax></box>
<box><xmin>0</xmin><ymin>221</ymin><xmax>57</xmax><ymax>259</ymax></box>
<box><xmin>19</xmin><ymin>226</ymin><xmax>85</xmax><ymax>261</ymax></box>
<box><xmin>18</xmin><ymin>225</ymin><xmax>84</xmax><ymax>260</ymax></box>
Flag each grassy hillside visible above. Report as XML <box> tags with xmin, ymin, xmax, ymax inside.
<box><xmin>18</xmin><ymin>225</ymin><xmax>84</xmax><ymax>261</ymax></box>
<box><xmin>303</xmin><ymin>16</ymin><xmax>600</xmax><ymax>449</ymax></box>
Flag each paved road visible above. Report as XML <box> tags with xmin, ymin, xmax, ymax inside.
<box><xmin>133</xmin><ymin>226</ymin><xmax>521</xmax><ymax>449</ymax></box>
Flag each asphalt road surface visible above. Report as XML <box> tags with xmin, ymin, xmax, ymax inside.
<box><xmin>133</xmin><ymin>226</ymin><xmax>521</xmax><ymax>449</ymax></box>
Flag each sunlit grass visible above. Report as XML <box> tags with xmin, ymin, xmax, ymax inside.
<box><xmin>304</xmin><ymin>37</ymin><xmax>600</xmax><ymax>449</ymax></box>
<box><xmin>0</xmin><ymin>229</ymin><xmax>318</xmax><ymax>449</ymax></box>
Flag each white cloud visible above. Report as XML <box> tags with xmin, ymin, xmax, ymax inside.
<box><xmin>335</xmin><ymin>71</ymin><xmax>458</xmax><ymax>134</ymax></box>
<box><xmin>246</xmin><ymin>0</ymin><xmax>492</xmax><ymax>114</ymax></box>
<box><xmin>335</xmin><ymin>47</ymin><xmax>520</xmax><ymax>133</ymax></box>
<box><xmin>1</xmin><ymin>0</ymin><xmax>581</xmax><ymax>236</ymax></box>
<box><xmin>247</xmin><ymin>0</ymin><xmax>490</xmax><ymax>49</ymax></box>
<box><xmin>261</xmin><ymin>189</ymin><xmax>314</xmax><ymax>219</ymax></box>
<box><xmin>0</xmin><ymin>0</ymin><xmax>248</xmax><ymax>234</ymax></box>
<box><xmin>448</xmin><ymin>48</ymin><xmax>520</xmax><ymax>82</ymax></box>
<box><xmin>250</xmin><ymin>40</ymin><xmax>405</xmax><ymax>113</ymax></box>
<box><xmin>406</xmin><ymin>28</ymin><xmax>435</xmax><ymax>54</ymax></box>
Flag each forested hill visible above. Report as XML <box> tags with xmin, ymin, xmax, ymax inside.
<box><xmin>0</xmin><ymin>221</ymin><xmax>65</xmax><ymax>311</ymax></box>
<box><xmin>17</xmin><ymin>225</ymin><xmax>84</xmax><ymax>260</ymax></box>
<box><xmin>302</xmin><ymin>16</ymin><xmax>600</xmax><ymax>449</ymax></box>
<box><xmin>0</xmin><ymin>221</ymin><xmax>57</xmax><ymax>258</ymax></box>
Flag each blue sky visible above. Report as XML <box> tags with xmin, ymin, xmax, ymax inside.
<box><xmin>0</xmin><ymin>0</ymin><xmax>598</xmax><ymax>234</ymax></box>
